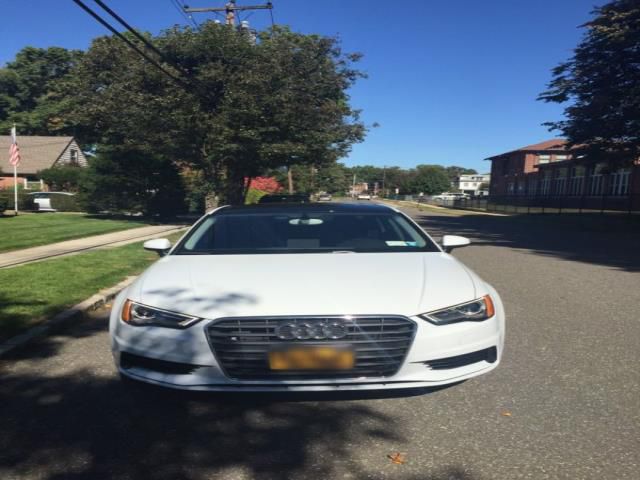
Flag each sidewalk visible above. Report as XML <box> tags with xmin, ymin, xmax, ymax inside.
<box><xmin>0</xmin><ymin>225</ymin><xmax>186</xmax><ymax>268</ymax></box>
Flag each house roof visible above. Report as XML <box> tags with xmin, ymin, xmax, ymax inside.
<box><xmin>485</xmin><ymin>139</ymin><xmax>571</xmax><ymax>160</ymax></box>
<box><xmin>0</xmin><ymin>135</ymin><xmax>74</xmax><ymax>175</ymax></box>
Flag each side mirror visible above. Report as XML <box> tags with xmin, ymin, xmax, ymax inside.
<box><xmin>143</xmin><ymin>238</ymin><xmax>172</xmax><ymax>256</ymax></box>
<box><xmin>442</xmin><ymin>235</ymin><xmax>470</xmax><ymax>253</ymax></box>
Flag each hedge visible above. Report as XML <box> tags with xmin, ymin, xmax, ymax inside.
<box><xmin>0</xmin><ymin>196</ymin><xmax>8</xmax><ymax>214</ymax></box>
<box><xmin>50</xmin><ymin>194</ymin><xmax>82</xmax><ymax>212</ymax></box>
<box><xmin>0</xmin><ymin>191</ymin><xmax>35</xmax><ymax>211</ymax></box>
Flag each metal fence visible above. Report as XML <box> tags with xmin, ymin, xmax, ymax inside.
<box><xmin>394</xmin><ymin>194</ymin><xmax>640</xmax><ymax>215</ymax></box>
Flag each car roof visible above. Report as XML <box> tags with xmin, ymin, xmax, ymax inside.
<box><xmin>215</xmin><ymin>202</ymin><xmax>395</xmax><ymax>215</ymax></box>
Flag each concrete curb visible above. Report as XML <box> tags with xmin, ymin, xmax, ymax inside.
<box><xmin>0</xmin><ymin>276</ymin><xmax>137</xmax><ymax>358</ymax></box>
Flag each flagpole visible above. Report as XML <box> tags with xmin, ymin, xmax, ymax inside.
<box><xmin>13</xmin><ymin>163</ymin><xmax>18</xmax><ymax>216</ymax></box>
<box><xmin>12</xmin><ymin>123</ymin><xmax>18</xmax><ymax>216</ymax></box>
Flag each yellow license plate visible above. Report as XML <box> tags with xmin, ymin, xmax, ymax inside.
<box><xmin>269</xmin><ymin>346</ymin><xmax>354</xmax><ymax>370</ymax></box>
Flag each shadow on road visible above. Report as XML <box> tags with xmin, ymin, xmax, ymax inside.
<box><xmin>0</xmin><ymin>311</ymin><xmax>481</xmax><ymax>480</ymax></box>
<box><xmin>414</xmin><ymin>212</ymin><xmax>640</xmax><ymax>272</ymax></box>
<box><xmin>0</xmin><ymin>368</ymin><xmax>475</xmax><ymax>480</ymax></box>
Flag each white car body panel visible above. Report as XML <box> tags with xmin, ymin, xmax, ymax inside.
<box><xmin>110</xmin><ymin>204</ymin><xmax>505</xmax><ymax>392</ymax></box>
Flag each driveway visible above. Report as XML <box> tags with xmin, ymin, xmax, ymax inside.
<box><xmin>1</xmin><ymin>208</ymin><xmax>639</xmax><ymax>480</ymax></box>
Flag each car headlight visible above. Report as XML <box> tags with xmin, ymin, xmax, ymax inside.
<box><xmin>121</xmin><ymin>300</ymin><xmax>201</xmax><ymax>329</ymax></box>
<box><xmin>418</xmin><ymin>295</ymin><xmax>495</xmax><ymax>325</ymax></box>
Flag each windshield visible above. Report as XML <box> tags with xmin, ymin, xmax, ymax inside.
<box><xmin>174</xmin><ymin>210</ymin><xmax>439</xmax><ymax>255</ymax></box>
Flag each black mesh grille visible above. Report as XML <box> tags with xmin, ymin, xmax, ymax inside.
<box><xmin>205</xmin><ymin>316</ymin><xmax>416</xmax><ymax>380</ymax></box>
<box><xmin>420</xmin><ymin>347</ymin><xmax>497</xmax><ymax>370</ymax></box>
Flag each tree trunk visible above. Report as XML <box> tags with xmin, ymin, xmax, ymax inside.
<box><xmin>222</xmin><ymin>169</ymin><xmax>247</xmax><ymax>205</ymax></box>
<box><xmin>287</xmin><ymin>166</ymin><xmax>294</xmax><ymax>194</ymax></box>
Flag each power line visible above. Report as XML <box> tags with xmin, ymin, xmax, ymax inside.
<box><xmin>92</xmin><ymin>0</ymin><xmax>197</xmax><ymax>83</ymax></box>
<box><xmin>170</xmin><ymin>0</ymin><xmax>193</xmax><ymax>25</ymax></box>
<box><xmin>174</xmin><ymin>0</ymin><xmax>200</xmax><ymax>29</ymax></box>
<box><xmin>72</xmin><ymin>0</ymin><xmax>192</xmax><ymax>92</ymax></box>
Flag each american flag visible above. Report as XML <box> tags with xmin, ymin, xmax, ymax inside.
<box><xmin>9</xmin><ymin>126</ymin><xmax>21</xmax><ymax>167</ymax></box>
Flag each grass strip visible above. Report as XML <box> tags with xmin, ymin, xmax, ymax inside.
<box><xmin>0</xmin><ymin>232</ymin><xmax>182</xmax><ymax>341</ymax></box>
<box><xmin>0</xmin><ymin>213</ymin><xmax>150</xmax><ymax>253</ymax></box>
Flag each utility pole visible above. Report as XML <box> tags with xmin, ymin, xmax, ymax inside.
<box><xmin>382</xmin><ymin>165</ymin><xmax>386</xmax><ymax>197</ymax></box>
<box><xmin>184</xmin><ymin>1</ymin><xmax>274</xmax><ymax>26</ymax></box>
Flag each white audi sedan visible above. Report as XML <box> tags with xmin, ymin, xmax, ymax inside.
<box><xmin>110</xmin><ymin>202</ymin><xmax>505</xmax><ymax>391</ymax></box>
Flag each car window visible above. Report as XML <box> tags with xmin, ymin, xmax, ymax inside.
<box><xmin>175</xmin><ymin>211</ymin><xmax>438</xmax><ymax>254</ymax></box>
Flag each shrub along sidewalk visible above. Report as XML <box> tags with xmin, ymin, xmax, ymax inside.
<box><xmin>0</xmin><ymin>232</ymin><xmax>182</xmax><ymax>341</ymax></box>
<box><xmin>0</xmin><ymin>213</ymin><xmax>150</xmax><ymax>253</ymax></box>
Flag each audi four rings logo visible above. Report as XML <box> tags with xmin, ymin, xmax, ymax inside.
<box><xmin>276</xmin><ymin>320</ymin><xmax>348</xmax><ymax>340</ymax></box>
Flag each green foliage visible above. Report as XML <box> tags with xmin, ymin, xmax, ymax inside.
<box><xmin>79</xmin><ymin>148</ymin><xmax>186</xmax><ymax>216</ymax></box>
<box><xmin>245</xmin><ymin>188</ymin><xmax>268</xmax><ymax>204</ymax></box>
<box><xmin>49</xmin><ymin>194</ymin><xmax>81</xmax><ymax>212</ymax></box>
<box><xmin>0</xmin><ymin>196</ymin><xmax>8</xmax><ymax>214</ymax></box>
<box><xmin>0</xmin><ymin>46</ymin><xmax>83</xmax><ymax>135</ymax></box>
<box><xmin>0</xmin><ymin>191</ymin><xmax>35</xmax><ymax>211</ymax></box>
<box><xmin>410</xmin><ymin>165</ymin><xmax>451</xmax><ymax>195</ymax></box>
<box><xmin>39</xmin><ymin>165</ymin><xmax>83</xmax><ymax>192</ymax></box>
<box><xmin>445</xmin><ymin>166</ymin><xmax>477</xmax><ymax>182</ymax></box>
<box><xmin>539</xmin><ymin>0</ymin><xmax>640</xmax><ymax>165</ymax></box>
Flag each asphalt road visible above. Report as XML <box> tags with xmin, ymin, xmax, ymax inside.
<box><xmin>1</xmin><ymin>207</ymin><xmax>639</xmax><ymax>480</ymax></box>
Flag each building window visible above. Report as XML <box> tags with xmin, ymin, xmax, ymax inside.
<box><xmin>69</xmin><ymin>149</ymin><xmax>78</xmax><ymax>165</ymax></box>
<box><xmin>517</xmin><ymin>181</ymin><xmax>526</xmax><ymax>195</ymax></box>
<box><xmin>538</xmin><ymin>154</ymin><xmax>551</xmax><ymax>164</ymax></box>
<box><xmin>568</xmin><ymin>166</ymin><xmax>585</xmax><ymax>195</ymax></box>
<box><xmin>554</xmin><ymin>168</ymin><xmax>568</xmax><ymax>195</ymax></box>
<box><xmin>540</xmin><ymin>172</ymin><xmax>551</xmax><ymax>195</ymax></box>
<box><xmin>609</xmin><ymin>168</ymin><xmax>630</xmax><ymax>196</ymax></box>
<box><xmin>507</xmin><ymin>182</ymin><xmax>515</xmax><ymax>195</ymax></box>
<box><xmin>555</xmin><ymin>154</ymin><xmax>569</xmax><ymax>161</ymax></box>
<box><xmin>589</xmin><ymin>164</ymin><xmax>606</xmax><ymax>195</ymax></box>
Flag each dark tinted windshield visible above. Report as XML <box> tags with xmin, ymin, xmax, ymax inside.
<box><xmin>174</xmin><ymin>209</ymin><xmax>438</xmax><ymax>254</ymax></box>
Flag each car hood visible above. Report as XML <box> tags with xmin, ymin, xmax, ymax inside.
<box><xmin>131</xmin><ymin>252</ymin><xmax>479</xmax><ymax>319</ymax></box>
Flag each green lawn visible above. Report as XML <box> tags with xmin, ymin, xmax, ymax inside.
<box><xmin>0</xmin><ymin>232</ymin><xmax>183</xmax><ymax>341</ymax></box>
<box><xmin>0</xmin><ymin>213</ymin><xmax>150</xmax><ymax>253</ymax></box>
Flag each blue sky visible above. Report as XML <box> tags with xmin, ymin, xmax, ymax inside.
<box><xmin>0</xmin><ymin>0</ymin><xmax>602</xmax><ymax>172</ymax></box>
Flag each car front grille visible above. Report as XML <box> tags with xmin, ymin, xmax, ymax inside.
<box><xmin>205</xmin><ymin>315</ymin><xmax>416</xmax><ymax>380</ymax></box>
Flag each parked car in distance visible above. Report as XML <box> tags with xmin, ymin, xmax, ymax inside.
<box><xmin>317</xmin><ymin>193</ymin><xmax>332</xmax><ymax>202</ymax></box>
<box><xmin>357</xmin><ymin>192</ymin><xmax>371</xmax><ymax>200</ymax></box>
<box><xmin>28</xmin><ymin>191</ymin><xmax>75</xmax><ymax>212</ymax></box>
<box><xmin>259</xmin><ymin>193</ymin><xmax>311</xmax><ymax>204</ymax></box>
<box><xmin>110</xmin><ymin>202</ymin><xmax>505</xmax><ymax>392</ymax></box>
<box><xmin>432</xmin><ymin>192</ymin><xmax>470</xmax><ymax>203</ymax></box>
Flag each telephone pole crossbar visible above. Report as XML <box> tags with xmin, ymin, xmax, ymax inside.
<box><xmin>184</xmin><ymin>1</ymin><xmax>273</xmax><ymax>26</ymax></box>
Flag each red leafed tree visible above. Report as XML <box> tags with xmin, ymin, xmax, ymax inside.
<box><xmin>245</xmin><ymin>177</ymin><xmax>282</xmax><ymax>193</ymax></box>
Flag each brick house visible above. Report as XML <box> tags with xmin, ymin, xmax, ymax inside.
<box><xmin>0</xmin><ymin>136</ymin><xmax>87</xmax><ymax>190</ymax></box>
<box><xmin>486</xmin><ymin>139</ymin><xmax>640</xmax><ymax>210</ymax></box>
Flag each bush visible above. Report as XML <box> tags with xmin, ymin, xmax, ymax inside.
<box><xmin>245</xmin><ymin>188</ymin><xmax>268</xmax><ymax>204</ymax></box>
<box><xmin>0</xmin><ymin>196</ymin><xmax>8</xmax><ymax>214</ymax></box>
<box><xmin>39</xmin><ymin>165</ymin><xmax>83</xmax><ymax>192</ymax></box>
<box><xmin>0</xmin><ymin>191</ymin><xmax>36</xmax><ymax>211</ymax></box>
<box><xmin>50</xmin><ymin>194</ymin><xmax>81</xmax><ymax>212</ymax></box>
<box><xmin>79</xmin><ymin>149</ymin><xmax>188</xmax><ymax>217</ymax></box>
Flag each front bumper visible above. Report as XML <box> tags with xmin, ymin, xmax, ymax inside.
<box><xmin>110</xmin><ymin>296</ymin><xmax>504</xmax><ymax>392</ymax></box>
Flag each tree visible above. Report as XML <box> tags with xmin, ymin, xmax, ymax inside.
<box><xmin>445</xmin><ymin>166</ymin><xmax>477</xmax><ymax>182</ymax></box>
<box><xmin>79</xmin><ymin>148</ymin><xmax>186</xmax><ymax>216</ymax></box>
<box><xmin>539</xmin><ymin>0</ymin><xmax>640</xmax><ymax>166</ymax></box>
<box><xmin>68</xmin><ymin>24</ymin><xmax>366</xmax><ymax>204</ymax></box>
<box><xmin>0</xmin><ymin>46</ymin><xmax>83</xmax><ymax>135</ymax></box>
<box><xmin>409</xmin><ymin>165</ymin><xmax>450</xmax><ymax>195</ymax></box>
